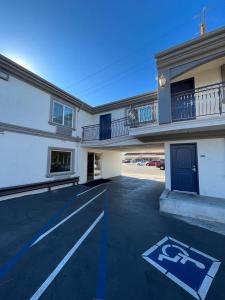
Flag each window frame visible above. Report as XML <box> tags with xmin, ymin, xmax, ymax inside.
<box><xmin>50</xmin><ymin>98</ymin><xmax>76</xmax><ymax>129</ymax></box>
<box><xmin>47</xmin><ymin>147</ymin><xmax>75</xmax><ymax>177</ymax></box>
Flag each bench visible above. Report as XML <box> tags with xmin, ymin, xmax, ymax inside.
<box><xmin>0</xmin><ymin>176</ymin><xmax>79</xmax><ymax>197</ymax></box>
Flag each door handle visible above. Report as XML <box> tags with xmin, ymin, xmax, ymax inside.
<box><xmin>192</xmin><ymin>166</ymin><xmax>196</xmax><ymax>172</ymax></box>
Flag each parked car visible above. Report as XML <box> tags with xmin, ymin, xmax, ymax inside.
<box><xmin>137</xmin><ymin>161</ymin><xmax>145</xmax><ymax>166</ymax></box>
<box><xmin>146</xmin><ymin>160</ymin><xmax>160</xmax><ymax>166</ymax></box>
<box><xmin>156</xmin><ymin>159</ymin><xmax>165</xmax><ymax>168</ymax></box>
<box><xmin>123</xmin><ymin>159</ymin><xmax>132</xmax><ymax>164</ymax></box>
<box><xmin>160</xmin><ymin>162</ymin><xmax>165</xmax><ymax>170</ymax></box>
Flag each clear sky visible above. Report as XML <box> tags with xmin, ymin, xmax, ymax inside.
<box><xmin>0</xmin><ymin>0</ymin><xmax>225</xmax><ymax>106</ymax></box>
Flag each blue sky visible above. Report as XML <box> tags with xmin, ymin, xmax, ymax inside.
<box><xmin>0</xmin><ymin>0</ymin><xmax>225</xmax><ymax>106</ymax></box>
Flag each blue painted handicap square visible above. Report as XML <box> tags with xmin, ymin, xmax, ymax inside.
<box><xmin>142</xmin><ymin>236</ymin><xmax>221</xmax><ymax>300</ymax></box>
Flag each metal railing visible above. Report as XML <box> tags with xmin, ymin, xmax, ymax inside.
<box><xmin>82</xmin><ymin>117</ymin><xmax>129</xmax><ymax>141</ymax></box>
<box><xmin>171</xmin><ymin>81</ymin><xmax>225</xmax><ymax>122</ymax></box>
<box><xmin>82</xmin><ymin>82</ymin><xmax>225</xmax><ymax>141</ymax></box>
<box><xmin>127</xmin><ymin>101</ymin><xmax>158</xmax><ymax>127</ymax></box>
<box><xmin>82</xmin><ymin>101</ymin><xmax>159</xmax><ymax>142</ymax></box>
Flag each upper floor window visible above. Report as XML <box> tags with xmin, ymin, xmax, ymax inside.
<box><xmin>52</xmin><ymin>100</ymin><xmax>75</xmax><ymax>128</ymax></box>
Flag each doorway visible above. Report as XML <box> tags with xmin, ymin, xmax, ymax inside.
<box><xmin>171</xmin><ymin>143</ymin><xmax>199</xmax><ymax>193</ymax></box>
<box><xmin>87</xmin><ymin>153</ymin><xmax>94</xmax><ymax>182</ymax></box>
<box><xmin>171</xmin><ymin>77</ymin><xmax>195</xmax><ymax>121</ymax></box>
<box><xmin>87</xmin><ymin>152</ymin><xmax>102</xmax><ymax>182</ymax></box>
<box><xmin>100</xmin><ymin>114</ymin><xmax>111</xmax><ymax>140</ymax></box>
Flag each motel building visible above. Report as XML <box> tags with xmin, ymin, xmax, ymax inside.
<box><xmin>1</xmin><ymin>26</ymin><xmax>225</xmax><ymax>224</ymax></box>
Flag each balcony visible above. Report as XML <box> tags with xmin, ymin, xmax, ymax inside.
<box><xmin>82</xmin><ymin>118</ymin><xmax>129</xmax><ymax>142</ymax></box>
<box><xmin>171</xmin><ymin>81</ymin><xmax>225</xmax><ymax>122</ymax></box>
<box><xmin>82</xmin><ymin>101</ymin><xmax>158</xmax><ymax>142</ymax></box>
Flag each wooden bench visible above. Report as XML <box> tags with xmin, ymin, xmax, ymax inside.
<box><xmin>0</xmin><ymin>177</ymin><xmax>79</xmax><ymax>197</ymax></box>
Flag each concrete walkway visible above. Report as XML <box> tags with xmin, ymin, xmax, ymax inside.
<box><xmin>160</xmin><ymin>190</ymin><xmax>225</xmax><ymax>225</ymax></box>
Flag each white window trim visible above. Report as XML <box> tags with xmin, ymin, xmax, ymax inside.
<box><xmin>47</xmin><ymin>147</ymin><xmax>75</xmax><ymax>177</ymax></box>
<box><xmin>50</xmin><ymin>99</ymin><xmax>76</xmax><ymax>130</ymax></box>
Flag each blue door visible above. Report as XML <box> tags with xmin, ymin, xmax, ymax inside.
<box><xmin>100</xmin><ymin>114</ymin><xmax>111</xmax><ymax>140</ymax></box>
<box><xmin>171</xmin><ymin>144</ymin><xmax>198</xmax><ymax>193</ymax></box>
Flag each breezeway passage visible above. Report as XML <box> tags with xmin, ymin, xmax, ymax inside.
<box><xmin>0</xmin><ymin>177</ymin><xmax>224</xmax><ymax>300</ymax></box>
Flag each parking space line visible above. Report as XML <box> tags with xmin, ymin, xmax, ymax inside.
<box><xmin>31</xmin><ymin>189</ymin><xmax>106</xmax><ymax>247</ymax></box>
<box><xmin>0</xmin><ymin>185</ymin><xmax>107</xmax><ymax>280</ymax></box>
<box><xmin>77</xmin><ymin>184</ymin><xmax>106</xmax><ymax>196</ymax></box>
<box><xmin>29</xmin><ymin>211</ymin><xmax>104</xmax><ymax>300</ymax></box>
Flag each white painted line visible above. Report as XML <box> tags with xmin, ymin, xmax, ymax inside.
<box><xmin>142</xmin><ymin>256</ymin><xmax>167</xmax><ymax>274</ymax></box>
<box><xmin>190</xmin><ymin>247</ymin><xmax>219</xmax><ymax>261</ymax></box>
<box><xmin>198</xmin><ymin>274</ymin><xmax>213</xmax><ymax>300</ymax></box>
<box><xmin>166</xmin><ymin>272</ymin><xmax>200</xmax><ymax>300</ymax></box>
<box><xmin>29</xmin><ymin>211</ymin><xmax>104</xmax><ymax>300</ymax></box>
<box><xmin>142</xmin><ymin>245</ymin><xmax>158</xmax><ymax>257</ymax></box>
<box><xmin>169</xmin><ymin>237</ymin><xmax>189</xmax><ymax>248</ymax></box>
<box><xmin>207</xmin><ymin>261</ymin><xmax>221</xmax><ymax>278</ymax></box>
<box><xmin>77</xmin><ymin>183</ymin><xmax>106</xmax><ymax>196</ymax></box>
<box><xmin>31</xmin><ymin>189</ymin><xmax>106</xmax><ymax>247</ymax></box>
<box><xmin>156</xmin><ymin>236</ymin><xmax>169</xmax><ymax>247</ymax></box>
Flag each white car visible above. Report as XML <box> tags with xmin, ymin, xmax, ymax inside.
<box><xmin>137</xmin><ymin>161</ymin><xmax>146</xmax><ymax>166</ymax></box>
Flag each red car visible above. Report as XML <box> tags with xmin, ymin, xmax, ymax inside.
<box><xmin>146</xmin><ymin>160</ymin><xmax>160</xmax><ymax>166</ymax></box>
<box><xmin>156</xmin><ymin>159</ymin><xmax>165</xmax><ymax>168</ymax></box>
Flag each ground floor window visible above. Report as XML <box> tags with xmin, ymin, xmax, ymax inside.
<box><xmin>48</xmin><ymin>148</ymin><xmax>74</xmax><ymax>176</ymax></box>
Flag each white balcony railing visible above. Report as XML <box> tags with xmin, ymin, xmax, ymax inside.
<box><xmin>171</xmin><ymin>81</ymin><xmax>225</xmax><ymax>122</ymax></box>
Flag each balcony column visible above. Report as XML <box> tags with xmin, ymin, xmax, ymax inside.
<box><xmin>158</xmin><ymin>69</ymin><xmax>172</xmax><ymax>124</ymax></box>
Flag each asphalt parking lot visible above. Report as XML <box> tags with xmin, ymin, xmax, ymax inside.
<box><xmin>122</xmin><ymin>163</ymin><xmax>165</xmax><ymax>181</ymax></box>
<box><xmin>0</xmin><ymin>176</ymin><xmax>224</xmax><ymax>300</ymax></box>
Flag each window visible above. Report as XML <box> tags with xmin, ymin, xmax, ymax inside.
<box><xmin>138</xmin><ymin>105</ymin><xmax>153</xmax><ymax>123</ymax></box>
<box><xmin>127</xmin><ymin>104</ymin><xmax>154</xmax><ymax>125</ymax></box>
<box><xmin>49</xmin><ymin>149</ymin><xmax>74</xmax><ymax>175</ymax></box>
<box><xmin>52</xmin><ymin>101</ymin><xmax>74</xmax><ymax>128</ymax></box>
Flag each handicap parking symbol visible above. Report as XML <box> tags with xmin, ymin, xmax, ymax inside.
<box><xmin>142</xmin><ymin>236</ymin><xmax>221</xmax><ymax>300</ymax></box>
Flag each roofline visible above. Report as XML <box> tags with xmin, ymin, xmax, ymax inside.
<box><xmin>92</xmin><ymin>91</ymin><xmax>157</xmax><ymax>113</ymax></box>
<box><xmin>0</xmin><ymin>54</ymin><xmax>93</xmax><ymax>113</ymax></box>
<box><xmin>155</xmin><ymin>26</ymin><xmax>225</xmax><ymax>59</ymax></box>
<box><xmin>0</xmin><ymin>54</ymin><xmax>157</xmax><ymax>114</ymax></box>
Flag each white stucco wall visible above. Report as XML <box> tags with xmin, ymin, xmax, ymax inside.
<box><xmin>0</xmin><ymin>74</ymin><xmax>82</xmax><ymax>138</ymax></box>
<box><xmin>165</xmin><ymin>138</ymin><xmax>225</xmax><ymax>199</ymax></box>
<box><xmin>76</xmin><ymin>109</ymin><xmax>95</xmax><ymax>137</ymax></box>
<box><xmin>0</xmin><ymin>131</ymin><xmax>78</xmax><ymax>188</ymax></box>
<box><xmin>0</xmin><ymin>75</ymin><xmax>53</xmax><ymax>131</ymax></box>
<box><xmin>93</xmin><ymin>107</ymin><xmax>126</xmax><ymax>124</ymax></box>
<box><xmin>172</xmin><ymin>65</ymin><xmax>222</xmax><ymax>87</ymax></box>
<box><xmin>78</xmin><ymin>147</ymin><xmax>122</xmax><ymax>184</ymax></box>
<box><xmin>194</xmin><ymin>67</ymin><xmax>222</xmax><ymax>87</ymax></box>
<box><xmin>101</xmin><ymin>150</ymin><xmax>122</xmax><ymax>178</ymax></box>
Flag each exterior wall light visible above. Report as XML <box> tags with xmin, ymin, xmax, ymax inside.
<box><xmin>0</xmin><ymin>69</ymin><xmax>9</xmax><ymax>81</ymax></box>
<box><xmin>158</xmin><ymin>74</ymin><xmax>166</xmax><ymax>88</ymax></box>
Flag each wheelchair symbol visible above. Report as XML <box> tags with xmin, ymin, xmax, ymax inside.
<box><xmin>158</xmin><ymin>244</ymin><xmax>205</xmax><ymax>269</ymax></box>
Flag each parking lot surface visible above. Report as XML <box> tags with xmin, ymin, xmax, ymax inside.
<box><xmin>0</xmin><ymin>176</ymin><xmax>224</xmax><ymax>300</ymax></box>
<box><xmin>122</xmin><ymin>163</ymin><xmax>165</xmax><ymax>181</ymax></box>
